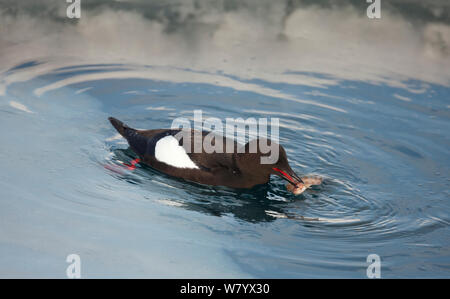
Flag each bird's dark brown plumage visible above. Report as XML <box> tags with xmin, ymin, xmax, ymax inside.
<box><xmin>108</xmin><ymin>117</ymin><xmax>303</xmax><ymax>189</ymax></box>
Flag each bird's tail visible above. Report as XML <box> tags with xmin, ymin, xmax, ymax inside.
<box><xmin>108</xmin><ymin>117</ymin><xmax>135</xmax><ymax>138</ymax></box>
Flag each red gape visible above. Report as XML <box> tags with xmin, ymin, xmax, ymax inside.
<box><xmin>123</xmin><ymin>158</ymin><xmax>141</xmax><ymax>170</ymax></box>
<box><xmin>272</xmin><ymin>167</ymin><xmax>294</xmax><ymax>183</ymax></box>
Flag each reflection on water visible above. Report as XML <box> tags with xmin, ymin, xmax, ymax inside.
<box><xmin>109</xmin><ymin>148</ymin><xmax>321</xmax><ymax>224</ymax></box>
<box><xmin>0</xmin><ymin>0</ymin><xmax>449</xmax><ymax>278</ymax></box>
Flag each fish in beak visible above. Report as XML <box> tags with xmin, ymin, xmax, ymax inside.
<box><xmin>272</xmin><ymin>167</ymin><xmax>322</xmax><ymax>195</ymax></box>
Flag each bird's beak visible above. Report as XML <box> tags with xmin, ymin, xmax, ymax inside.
<box><xmin>272</xmin><ymin>167</ymin><xmax>304</xmax><ymax>186</ymax></box>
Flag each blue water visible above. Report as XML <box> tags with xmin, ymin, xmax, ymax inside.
<box><xmin>1</xmin><ymin>0</ymin><xmax>450</xmax><ymax>278</ymax></box>
<box><xmin>0</xmin><ymin>61</ymin><xmax>448</xmax><ymax>278</ymax></box>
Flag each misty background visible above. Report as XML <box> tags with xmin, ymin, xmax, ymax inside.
<box><xmin>0</xmin><ymin>0</ymin><xmax>449</xmax><ymax>92</ymax></box>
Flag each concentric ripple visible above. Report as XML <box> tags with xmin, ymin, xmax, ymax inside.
<box><xmin>1</xmin><ymin>60</ymin><xmax>449</xmax><ymax>277</ymax></box>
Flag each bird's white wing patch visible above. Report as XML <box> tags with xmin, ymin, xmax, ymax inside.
<box><xmin>155</xmin><ymin>135</ymin><xmax>199</xmax><ymax>169</ymax></box>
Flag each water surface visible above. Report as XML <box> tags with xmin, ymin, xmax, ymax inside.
<box><xmin>0</xmin><ymin>0</ymin><xmax>449</xmax><ymax>278</ymax></box>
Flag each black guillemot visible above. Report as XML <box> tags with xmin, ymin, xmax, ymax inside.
<box><xmin>108</xmin><ymin>117</ymin><xmax>321</xmax><ymax>193</ymax></box>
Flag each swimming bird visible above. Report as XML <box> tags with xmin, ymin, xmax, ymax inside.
<box><xmin>108</xmin><ymin>117</ymin><xmax>321</xmax><ymax>192</ymax></box>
